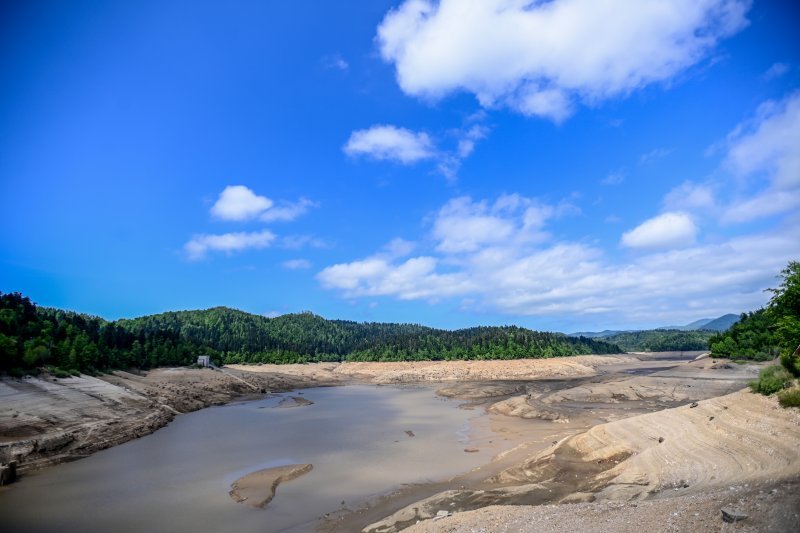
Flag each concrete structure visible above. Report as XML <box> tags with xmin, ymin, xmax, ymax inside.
<box><xmin>197</xmin><ymin>355</ymin><xmax>211</xmax><ymax>367</ymax></box>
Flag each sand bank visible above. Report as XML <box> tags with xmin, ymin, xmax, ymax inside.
<box><xmin>229</xmin><ymin>464</ymin><xmax>313</xmax><ymax>508</ymax></box>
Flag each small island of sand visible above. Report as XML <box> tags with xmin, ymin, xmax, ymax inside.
<box><xmin>229</xmin><ymin>464</ymin><xmax>313</xmax><ymax>508</ymax></box>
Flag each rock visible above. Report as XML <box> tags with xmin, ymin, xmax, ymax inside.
<box><xmin>464</xmin><ymin>448</ymin><xmax>479</xmax><ymax>453</ymax></box>
<box><xmin>690</xmin><ymin>402</ymin><xmax>699</xmax><ymax>408</ymax></box>
<box><xmin>0</xmin><ymin>461</ymin><xmax>17</xmax><ymax>485</ymax></box>
<box><xmin>658</xmin><ymin>436</ymin><xmax>664</xmax><ymax>443</ymax></box>
<box><xmin>721</xmin><ymin>507</ymin><xmax>748</xmax><ymax>523</ymax></box>
<box><xmin>433</xmin><ymin>510</ymin><xmax>451</xmax><ymax>521</ymax></box>
<box><xmin>405</xmin><ymin>430</ymin><xmax>415</xmax><ymax>437</ymax></box>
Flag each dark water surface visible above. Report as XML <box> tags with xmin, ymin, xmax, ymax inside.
<box><xmin>1</xmin><ymin>385</ymin><xmax>491</xmax><ymax>533</ymax></box>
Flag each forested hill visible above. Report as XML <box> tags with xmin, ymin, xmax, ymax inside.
<box><xmin>118</xmin><ymin>306</ymin><xmax>622</xmax><ymax>364</ymax></box>
<box><xmin>0</xmin><ymin>292</ymin><xmax>621</xmax><ymax>375</ymax></box>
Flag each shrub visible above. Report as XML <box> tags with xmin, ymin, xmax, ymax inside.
<box><xmin>749</xmin><ymin>365</ymin><xmax>793</xmax><ymax>395</ymax></box>
<box><xmin>777</xmin><ymin>387</ymin><xmax>800</xmax><ymax>408</ymax></box>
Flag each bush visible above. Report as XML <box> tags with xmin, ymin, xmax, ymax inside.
<box><xmin>749</xmin><ymin>365</ymin><xmax>793</xmax><ymax>395</ymax></box>
<box><xmin>778</xmin><ymin>387</ymin><xmax>800</xmax><ymax>407</ymax></box>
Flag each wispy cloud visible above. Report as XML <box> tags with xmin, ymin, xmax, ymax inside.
<box><xmin>640</xmin><ymin>147</ymin><xmax>674</xmax><ymax>164</ymax></box>
<box><xmin>322</xmin><ymin>53</ymin><xmax>349</xmax><ymax>71</ymax></box>
<box><xmin>377</xmin><ymin>0</ymin><xmax>750</xmax><ymax>121</ymax></box>
<box><xmin>721</xmin><ymin>92</ymin><xmax>800</xmax><ymax>223</ymax></box>
<box><xmin>184</xmin><ymin>230</ymin><xmax>276</xmax><ymax>260</ymax></box>
<box><xmin>282</xmin><ymin>259</ymin><xmax>312</xmax><ymax>270</ymax></box>
<box><xmin>601</xmin><ymin>172</ymin><xmax>624</xmax><ymax>186</ymax></box>
<box><xmin>762</xmin><ymin>62</ymin><xmax>789</xmax><ymax>81</ymax></box>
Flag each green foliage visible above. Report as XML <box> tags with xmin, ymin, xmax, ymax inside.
<box><xmin>708</xmin><ymin>309</ymin><xmax>778</xmax><ymax>361</ymax></box>
<box><xmin>709</xmin><ymin>261</ymin><xmax>800</xmax><ymax>368</ymax></box>
<box><xmin>1</xmin><ymin>292</ymin><xmax>621</xmax><ymax>374</ymax></box>
<box><xmin>749</xmin><ymin>365</ymin><xmax>793</xmax><ymax>395</ymax></box>
<box><xmin>767</xmin><ymin>261</ymin><xmax>800</xmax><ymax>376</ymax></box>
<box><xmin>0</xmin><ymin>292</ymin><xmax>202</xmax><ymax>375</ymax></box>
<box><xmin>777</xmin><ymin>387</ymin><xmax>800</xmax><ymax>408</ymax></box>
<box><xmin>603</xmin><ymin>329</ymin><xmax>716</xmax><ymax>352</ymax></box>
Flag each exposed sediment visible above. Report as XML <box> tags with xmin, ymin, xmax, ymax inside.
<box><xmin>0</xmin><ymin>367</ymin><xmax>323</xmax><ymax>472</ymax></box>
<box><xmin>229</xmin><ymin>464</ymin><xmax>313</xmax><ymax>508</ymax></box>
<box><xmin>364</xmin><ymin>386</ymin><xmax>800</xmax><ymax>533</ymax></box>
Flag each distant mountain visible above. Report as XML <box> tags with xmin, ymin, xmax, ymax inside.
<box><xmin>699</xmin><ymin>313</ymin><xmax>739</xmax><ymax>331</ymax></box>
<box><xmin>570</xmin><ymin>330</ymin><xmax>630</xmax><ymax>338</ymax></box>
<box><xmin>568</xmin><ymin>313</ymin><xmax>740</xmax><ymax>351</ymax></box>
<box><xmin>657</xmin><ymin>313</ymin><xmax>738</xmax><ymax>332</ymax></box>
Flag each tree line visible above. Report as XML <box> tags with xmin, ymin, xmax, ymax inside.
<box><xmin>0</xmin><ymin>292</ymin><xmax>621</xmax><ymax>375</ymax></box>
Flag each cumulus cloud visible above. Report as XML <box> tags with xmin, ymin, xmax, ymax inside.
<box><xmin>282</xmin><ymin>259</ymin><xmax>312</xmax><ymax>270</ymax></box>
<box><xmin>318</xmin><ymin>194</ymin><xmax>799</xmax><ymax>327</ymax></box>
<box><xmin>621</xmin><ymin>212</ymin><xmax>697</xmax><ymax>249</ymax></box>
<box><xmin>377</xmin><ymin>0</ymin><xmax>749</xmax><ymax>120</ymax></box>
<box><xmin>184</xmin><ymin>230</ymin><xmax>276</xmax><ymax>260</ymax></box>
<box><xmin>344</xmin><ymin>125</ymin><xmax>435</xmax><ymax>164</ymax></box>
<box><xmin>211</xmin><ymin>185</ymin><xmax>273</xmax><ymax>221</ymax></box>
<box><xmin>210</xmin><ymin>185</ymin><xmax>315</xmax><ymax>223</ymax></box>
<box><xmin>722</xmin><ymin>92</ymin><xmax>800</xmax><ymax>223</ymax></box>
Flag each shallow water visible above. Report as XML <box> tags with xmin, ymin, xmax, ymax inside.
<box><xmin>0</xmin><ymin>385</ymin><xmax>492</xmax><ymax>533</ymax></box>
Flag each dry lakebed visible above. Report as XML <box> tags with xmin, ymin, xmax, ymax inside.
<box><xmin>1</xmin><ymin>353</ymin><xmax>798</xmax><ymax>532</ymax></box>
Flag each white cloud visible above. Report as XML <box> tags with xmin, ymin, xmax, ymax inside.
<box><xmin>377</xmin><ymin>0</ymin><xmax>749</xmax><ymax>121</ymax></box>
<box><xmin>260</xmin><ymin>198</ymin><xmax>317</xmax><ymax>222</ymax></box>
<box><xmin>211</xmin><ymin>185</ymin><xmax>273</xmax><ymax>221</ymax></box>
<box><xmin>209</xmin><ymin>185</ymin><xmax>315</xmax><ymax>223</ymax></box>
<box><xmin>322</xmin><ymin>53</ymin><xmax>349</xmax><ymax>71</ymax></box>
<box><xmin>762</xmin><ymin>62</ymin><xmax>789</xmax><ymax>81</ymax></box>
<box><xmin>280</xmin><ymin>235</ymin><xmax>329</xmax><ymax>250</ymax></box>
<box><xmin>184</xmin><ymin>230</ymin><xmax>276</xmax><ymax>260</ymax></box>
<box><xmin>283</xmin><ymin>259</ymin><xmax>312</xmax><ymax>270</ymax></box>
<box><xmin>663</xmin><ymin>181</ymin><xmax>716</xmax><ymax>212</ymax></box>
<box><xmin>722</xmin><ymin>92</ymin><xmax>800</xmax><ymax>223</ymax></box>
<box><xmin>621</xmin><ymin>212</ymin><xmax>697</xmax><ymax>249</ymax></box>
<box><xmin>432</xmin><ymin>195</ymin><xmax>571</xmax><ymax>253</ymax></box>
<box><xmin>318</xmin><ymin>194</ymin><xmax>800</xmax><ymax>327</ymax></box>
<box><xmin>344</xmin><ymin>125</ymin><xmax>435</xmax><ymax>164</ymax></box>
<box><xmin>601</xmin><ymin>172</ymin><xmax>624</xmax><ymax>186</ymax></box>
<box><xmin>640</xmin><ymin>147</ymin><xmax>674</xmax><ymax>163</ymax></box>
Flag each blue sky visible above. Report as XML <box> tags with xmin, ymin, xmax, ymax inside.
<box><xmin>1</xmin><ymin>0</ymin><xmax>799</xmax><ymax>332</ymax></box>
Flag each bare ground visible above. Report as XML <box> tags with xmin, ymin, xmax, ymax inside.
<box><xmin>2</xmin><ymin>354</ymin><xmax>797</xmax><ymax>533</ymax></box>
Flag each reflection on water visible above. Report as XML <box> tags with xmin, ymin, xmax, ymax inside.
<box><xmin>1</xmin><ymin>385</ymin><xmax>490</xmax><ymax>533</ymax></box>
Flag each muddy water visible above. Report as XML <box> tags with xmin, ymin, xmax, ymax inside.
<box><xmin>0</xmin><ymin>385</ymin><xmax>496</xmax><ymax>533</ymax></box>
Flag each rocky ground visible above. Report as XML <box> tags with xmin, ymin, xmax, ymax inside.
<box><xmin>405</xmin><ymin>478</ymin><xmax>800</xmax><ymax>533</ymax></box>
